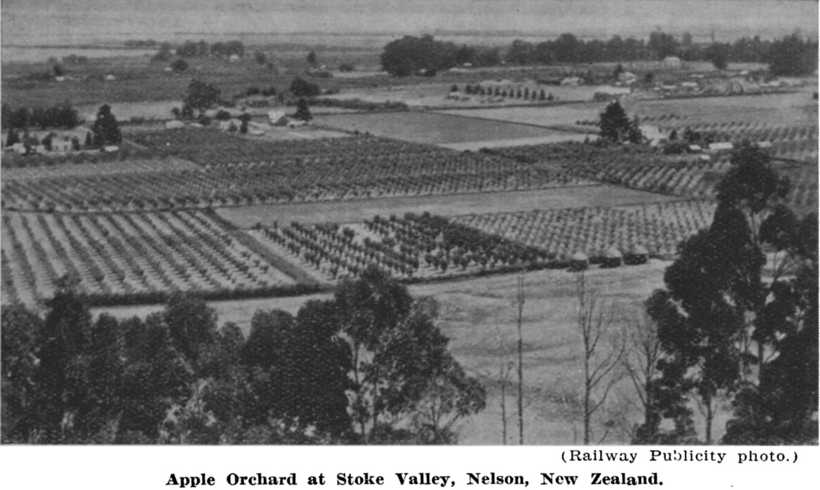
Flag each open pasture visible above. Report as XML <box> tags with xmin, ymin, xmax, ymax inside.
<box><xmin>313</xmin><ymin>111</ymin><xmax>565</xmax><ymax>145</ymax></box>
<box><xmin>1</xmin><ymin>209</ymin><xmax>303</xmax><ymax>306</ymax></box>
<box><xmin>438</xmin><ymin>103</ymin><xmax>605</xmax><ymax>130</ymax></box>
<box><xmin>626</xmin><ymin>91</ymin><xmax>818</xmax><ymax>126</ymax></box>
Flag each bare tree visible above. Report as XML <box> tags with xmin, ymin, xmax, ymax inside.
<box><xmin>575</xmin><ymin>271</ymin><xmax>625</xmax><ymax>444</ymax></box>
<box><xmin>488</xmin><ymin>321</ymin><xmax>515</xmax><ymax>444</ymax></box>
<box><xmin>622</xmin><ymin>308</ymin><xmax>662</xmax><ymax>442</ymax></box>
<box><xmin>515</xmin><ymin>274</ymin><xmax>525</xmax><ymax>445</ymax></box>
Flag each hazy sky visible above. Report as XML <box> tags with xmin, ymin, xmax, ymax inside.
<box><xmin>2</xmin><ymin>0</ymin><xmax>817</xmax><ymax>45</ymax></box>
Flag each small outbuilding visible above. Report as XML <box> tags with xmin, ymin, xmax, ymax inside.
<box><xmin>624</xmin><ymin>245</ymin><xmax>649</xmax><ymax>265</ymax></box>
<box><xmin>708</xmin><ymin>142</ymin><xmax>734</xmax><ymax>152</ymax></box>
<box><xmin>569</xmin><ymin>251</ymin><xmax>589</xmax><ymax>271</ymax></box>
<box><xmin>601</xmin><ymin>247</ymin><xmax>623</xmax><ymax>268</ymax></box>
<box><xmin>662</xmin><ymin>56</ymin><xmax>682</xmax><ymax>69</ymax></box>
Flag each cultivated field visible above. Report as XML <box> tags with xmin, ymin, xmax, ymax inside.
<box><xmin>215</xmin><ymin>185</ymin><xmax>675</xmax><ymax>227</ymax></box>
<box><xmin>626</xmin><ymin>91</ymin><xmax>819</xmax><ymax>126</ymax></box>
<box><xmin>1</xmin><ymin>209</ymin><xmax>308</xmax><ymax>306</ymax></box>
<box><xmin>4</xmin><ymin>132</ymin><xmax>599</xmax><ymax>212</ymax></box>
<box><xmin>489</xmin><ymin>142</ymin><xmax>819</xmax><ymax>213</ymax></box>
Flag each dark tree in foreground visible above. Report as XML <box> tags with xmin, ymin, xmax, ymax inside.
<box><xmin>91</xmin><ymin>104</ymin><xmax>122</xmax><ymax>147</ymax></box>
<box><xmin>644</xmin><ymin>145</ymin><xmax>817</xmax><ymax>444</ymax></box>
<box><xmin>335</xmin><ymin>266</ymin><xmax>485</xmax><ymax>443</ymax></box>
<box><xmin>2</xmin><ymin>270</ymin><xmax>484</xmax><ymax>444</ymax></box>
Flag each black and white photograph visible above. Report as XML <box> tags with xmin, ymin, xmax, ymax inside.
<box><xmin>0</xmin><ymin>0</ymin><xmax>817</xmax><ymax>451</ymax></box>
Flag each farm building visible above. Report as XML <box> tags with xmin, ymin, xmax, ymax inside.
<box><xmin>625</xmin><ymin>245</ymin><xmax>649</xmax><ymax>265</ymax></box>
<box><xmin>268</xmin><ymin>110</ymin><xmax>289</xmax><ymax>126</ymax></box>
<box><xmin>569</xmin><ymin>251</ymin><xmax>589</xmax><ymax>271</ymax></box>
<box><xmin>618</xmin><ymin>71</ymin><xmax>638</xmax><ymax>84</ymax></box>
<box><xmin>51</xmin><ymin>138</ymin><xmax>72</xmax><ymax>152</ymax></box>
<box><xmin>219</xmin><ymin>119</ymin><xmax>242</xmax><ymax>131</ymax></box>
<box><xmin>560</xmin><ymin>76</ymin><xmax>582</xmax><ymax>86</ymax></box>
<box><xmin>662</xmin><ymin>56</ymin><xmax>682</xmax><ymax>69</ymax></box>
<box><xmin>708</xmin><ymin>142</ymin><xmax>734</xmax><ymax>152</ymax></box>
<box><xmin>602</xmin><ymin>247</ymin><xmax>623</xmax><ymax>268</ymax></box>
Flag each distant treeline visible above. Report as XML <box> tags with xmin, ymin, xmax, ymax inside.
<box><xmin>2</xmin><ymin>102</ymin><xmax>81</xmax><ymax>130</ymax></box>
<box><xmin>381</xmin><ymin>33</ymin><xmax>818</xmax><ymax>77</ymax></box>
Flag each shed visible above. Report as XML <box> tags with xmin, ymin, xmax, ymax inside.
<box><xmin>624</xmin><ymin>245</ymin><xmax>649</xmax><ymax>265</ymax></box>
<box><xmin>268</xmin><ymin>110</ymin><xmax>288</xmax><ymax>126</ymax></box>
<box><xmin>708</xmin><ymin>142</ymin><xmax>734</xmax><ymax>152</ymax></box>
<box><xmin>569</xmin><ymin>251</ymin><xmax>589</xmax><ymax>271</ymax></box>
<box><xmin>601</xmin><ymin>247</ymin><xmax>623</xmax><ymax>268</ymax></box>
<box><xmin>51</xmin><ymin>138</ymin><xmax>72</xmax><ymax>152</ymax></box>
<box><xmin>662</xmin><ymin>56</ymin><xmax>682</xmax><ymax>69</ymax></box>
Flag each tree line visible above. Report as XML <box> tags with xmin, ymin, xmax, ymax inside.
<box><xmin>2</xmin><ymin>102</ymin><xmax>81</xmax><ymax>130</ymax></box>
<box><xmin>1</xmin><ymin>268</ymin><xmax>485</xmax><ymax>444</ymax></box>
<box><xmin>381</xmin><ymin>32</ymin><xmax>818</xmax><ymax>76</ymax></box>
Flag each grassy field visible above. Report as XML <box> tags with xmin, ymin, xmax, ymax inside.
<box><xmin>95</xmin><ymin>259</ymin><xmax>704</xmax><ymax>444</ymax></box>
<box><xmin>440</xmin><ymin>91</ymin><xmax>819</xmax><ymax>129</ymax></box>
<box><xmin>438</xmin><ymin>103</ymin><xmax>605</xmax><ymax>129</ymax></box>
<box><xmin>625</xmin><ymin>91</ymin><xmax>819</xmax><ymax>125</ymax></box>
<box><xmin>215</xmin><ymin>185</ymin><xmax>679</xmax><ymax>227</ymax></box>
<box><xmin>439</xmin><ymin>132</ymin><xmax>596</xmax><ymax>151</ymax></box>
<box><xmin>313</xmin><ymin>111</ymin><xmax>579</xmax><ymax>145</ymax></box>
